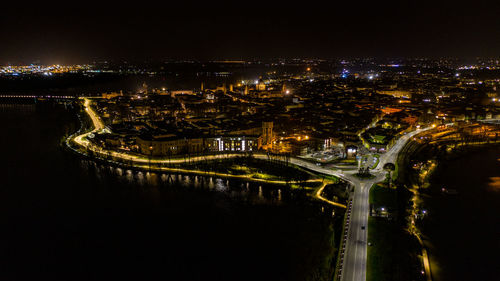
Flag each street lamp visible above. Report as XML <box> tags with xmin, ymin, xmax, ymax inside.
<box><xmin>149</xmin><ymin>145</ymin><xmax>153</xmax><ymax>170</ymax></box>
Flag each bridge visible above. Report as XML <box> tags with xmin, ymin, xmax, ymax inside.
<box><xmin>422</xmin><ymin>122</ymin><xmax>500</xmax><ymax>146</ymax></box>
<box><xmin>479</xmin><ymin>118</ymin><xmax>500</xmax><ymax>125</ymax></box>
<box><xmin>0</xmin><ymin>95</ymin><xmax>76</xmax><ymax>104</ymax></box>
<box><xmin>0</xmin><ymin>95</ymin><xmax>75</xmax><ymax>99</ymax></box>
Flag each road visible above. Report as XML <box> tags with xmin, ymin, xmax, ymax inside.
<box><xmin>340</xmin><ymin>128</ymin><xmax>431</xmax><ymax>281</ymax></box>
<box><xmin>267</xmin><ymin>129</ymin><xmax>431</xmax><ymax>281</ymax></box>
<box><xmin>73</xmin><ymin>98</ymin><xmax>432</xmax><ymax>281</ymax></box>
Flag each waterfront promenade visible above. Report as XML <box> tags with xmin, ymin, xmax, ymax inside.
<box><xmin>71</xmin><ymin>98</ymin><xmax>432</xmax><ymax>281</ymax></box>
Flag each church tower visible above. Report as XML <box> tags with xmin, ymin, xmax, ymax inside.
<box><xmin>262</xmin><ymin>121</ymin><xmax>273</xmax><ymax>146</ymax></box>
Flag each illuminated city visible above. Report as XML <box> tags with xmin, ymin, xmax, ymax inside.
<box><xmin>1</xmin><ymin>2</ymin><xmax>499</xmax><ymax>281</ymax></box>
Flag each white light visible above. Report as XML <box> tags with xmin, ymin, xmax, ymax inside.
<box><xmin>217</xmin><ymin>138</ymin><xmax>223</xmax><ymax>151</ymax></box>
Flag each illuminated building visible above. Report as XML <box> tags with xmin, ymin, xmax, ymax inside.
<box><xmin>256</xmin><ymin>78</ymin><xmax>266</xmax><ymax>91</ymax></box>
<box><xmin>102</xmin><ymin>91</ymin><xmax>123</xmax><ymax>99</ymax></box>
<box><xmin>378</xmin><ymin>90</ymin><xmax>412</xmax><ymax>99</ymax></box>
<box><xmin>136</xmin><ymin>122</ymin><xmax>273</xmax><ymax>156</ymax></box>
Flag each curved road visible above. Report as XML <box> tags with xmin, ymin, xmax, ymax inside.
<box><xmin>75</xmin><ymin>98</ymin><xmax>432</xmax><ymax>281</ymax></box>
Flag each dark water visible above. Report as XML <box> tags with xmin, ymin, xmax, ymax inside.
<box><xmin>0</xmin><ymin>103</ymin><xmax>339</xmax><ymax>281</ymax></box>
<box><xmin>422</xmin><ymin>147</ymin><xmax>500</xmax><ymax>281</ymax></box>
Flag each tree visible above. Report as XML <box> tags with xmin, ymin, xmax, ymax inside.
<box><xmin>383</xmin><ymin>163</ymin><xmax>396</xmax><ymax>187</ymax></box>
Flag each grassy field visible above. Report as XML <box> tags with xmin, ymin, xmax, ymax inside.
<box><xmin>369</xmin><ymin>184</ymin><xmax>397</xmax><ymax>211</ymax></box>
<box><xmin>367</xmin><ymin>217</ymin><xmax>397</xmax><ymax>281</ymax></box>
<box><xmin>367</xmin><ymin>185</ymin><xmax>423</xmax><ymax>281</ymax></box>
<box><xmin>321</xmin><ymin>182</ymin><xmax>350</xmax><ymax>205</ymax></box>
<box><xmin>367</xmin><ymin>184</ymin><xmax>397</xmax><ymax>281</ymax></box>
<box><xmin>178</xmin><ymin>156</ymin><xmax>319</xmax><ymax>186</ymax></box>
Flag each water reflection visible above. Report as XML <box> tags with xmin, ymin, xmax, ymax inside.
<box><xmin>488</xmin><ymin>176</ymin><xmax>500</xmax><ymax>191</ymax></box>
<box><xmin>84</xmin><ymin>161</ymin><xmax>288</xmax><ymax>205</ymax></box>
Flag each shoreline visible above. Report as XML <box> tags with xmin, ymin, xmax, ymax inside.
<box><xmin>64</xmin><ymin>99</ymin><xmax>348</xmax><ymax>208</ymax></box>
<box><xmin>67</xmin><ymin>98</ymin><xmax>433</xmax><ymax>281</ymax></box>
<box><xmin>421</xmin><ymin>145</ymin><xmax>500</xmax><ymax>281</ymax></box>
<box><xmin>62</xmin><ymin>102</ymin><xmax>346</xmax><ymax>281</ymax></box>
<box><xmin>402</xmin><ymin>141</ymin><xmax>500</xmax><ymax>281</ymax></box>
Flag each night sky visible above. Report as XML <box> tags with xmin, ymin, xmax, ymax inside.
<box><xmin>1</xmin><ymin>1</ymin><xmax>499</xmax><ymax>64</ymax></box>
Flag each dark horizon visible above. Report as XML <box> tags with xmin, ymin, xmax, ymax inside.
<box><xmin>2</xmin><ymin>1</ymin><xmax>499</xmax><ymax>64</ymax></box>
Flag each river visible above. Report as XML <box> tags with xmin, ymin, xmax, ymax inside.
<box><xmin>422</xmin><ymin>146</ymin><xmax>500</xmax><ymax>281</ymax></box>
<box><xmin>0</xmin><ymin>103</ymin><xmax>341</xmax><ymax>281</ymax></box>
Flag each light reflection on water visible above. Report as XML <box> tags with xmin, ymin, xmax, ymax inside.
<box><xmin>488</xmin><ymin>176</ymin><xmax>500</xmax><ymax>191</ymax></box>
<box><xmin>82</xmin><ymin>160</ymin><xmax>285</xmax><ymax>205</ymax></box>
<box><xmin>215</xmin><ymin>178</ymin><xmax>227</xmax><ymax>192</ymax></box>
